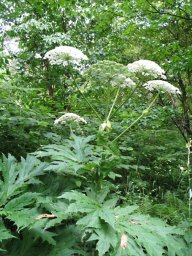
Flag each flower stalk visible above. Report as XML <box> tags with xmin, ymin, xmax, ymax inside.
<box><xmin>112</xmin><ymin>93</ymin><xmax>159</xmax><ymax>143</ymax></box>
<box><xmin>106</xmin><ymin>87</ymin><xmax>120</xmax><ymax>122</ymax></box>
<box><xmin>73</xmin><ymin>77</ymin><xmax>102</xmax><ymax>121</ymax></box>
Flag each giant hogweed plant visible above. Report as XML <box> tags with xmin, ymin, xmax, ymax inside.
<box><xmin>47</xmin><ymin>51</ymin><xmax>181</xmax><ymax>147</ymax></box>
<box><xmin>44</xmin><ymin>46</ymin><xmax>181</xmax><ymax>140</ymax></box>
<box><xmin>40</xmin><ymin>47</ymin><xmax>188</xmax><ymax>254</ymax></box>
<box><xmin>1</xmin><ymin>46</ymin><xmax>189</xmax><ymax>255</ymax></box>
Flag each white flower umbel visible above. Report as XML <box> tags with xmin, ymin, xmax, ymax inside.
<box><xmin>143</xmin><ymin>80</ymin><xmax>181</xmax><ymax>94</ymax></box>
<box><xmin>54</xmin><ymin>113</ymin><xmax>87</xmax><ymax>125</ymax></box>
<box><xmin>111</xmin><ymin>74</ymin><xmax>136</xmax><ymax>88</ymax></box>
<box><xmin>84</xmin><ymin>60</ymin><xmax>135</xmax><ymax>89</ymax></box>
<box><xmin>127</xmin><ymin>60</ymin><xmax>166</xmax><ymax>79</ymax></box>
<box><xmin>44</xmin><ymin>46</ymin><xmax>88</xmax><ymax>66</ymax></box>
<box><xmin>123</xmin><ymin>77</ymin><xmax>136</xmax><ymax>88</ymax></box>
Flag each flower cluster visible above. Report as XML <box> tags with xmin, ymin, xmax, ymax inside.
<box><xmin>3</xmin><ymin>37</ymin><xmax>20</xmax><ymax>55</ymax></box>
<box><xmin>84</xmin><ymin>60</ymin><xmax>135</xmax><ymax>90</ymax></box>
<box><xmin>111</xmin><ymin>74</ymin><xmax>136</xmax><ymax>88</ymax></box>
<box><xmin>54</xmin><ymin>113</ymin><xmax>87</xmax><ymax>125</ymax></box>
<box><xmin>44</xmin><ymin>46</ymin><xmax>88</xmax><ymax>66</ymax></box>
<box><xmin>143</xmin><ymin>80</ymin><xmax>181</xmax><ymax>94</ymax></box>
<box><xmin>127</xmin><ymin>60</ymin><xmax>166</xmax><ymax>79</ymax></box>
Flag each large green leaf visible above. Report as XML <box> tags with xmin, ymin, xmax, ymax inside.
<box><xmin>0</xmin><ymin>220</ymin><xmax>15</xmax><ymax>243</ymax></box>
<box><xmin>117</xmin><ymin>214</ymin><xmax>184</xmax><ymax>256</ymax></box>
<box><xmin>59</xmin><ymin>191</ymin><xmax>100</xmax><ymax>213</ymax></box>
<box><xmin>88</xmin><ymin>223</ymin><xmax>117</xmax><ymax>256</ymax></box>
<box><xmin>0</xmin><ymin>154</ymin><xmax>47</xmax><ymax>205</ymax></box>
<box><xmin>60</xmin><ymin>190</ymin><xmax>185</xmax><ymax>255</ymax></box>
<box><xmin>35</xmin><ymin>135</ymin><xmax>98</xmax><ymax>175</ymax></box>
<box><xmin>0</xmin><ymin>220</ymin><xmax>15</xmax><ymax>252</ymax></box>
<box><xmin>1</xmin><ymin>192</ymin><xmax>40</xmax><ymax>231</ymax></box>
<box><xmin>30</xmin><ymin>227</ymin><xmax>57</xmax><ymax>246</ymax></box>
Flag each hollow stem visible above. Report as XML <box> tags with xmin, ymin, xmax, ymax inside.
<box><xmin>106</xmin><ymin>87</ymin><xmax>120</xmax><ymax>121</ymax></box>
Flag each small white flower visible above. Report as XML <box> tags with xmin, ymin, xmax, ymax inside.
<box><xmin>34</xmin><ymin>53</ymin><xmax>41</xmax><ymax>59</ymax></box>
<box><xmin>15</xmin><ymin>100</ymin><xmax>23</xmax><ymax>108</ymax></box>
<box><xmin>99</xmin><ymin>120</ymin><xmax>112</xmax><ymax>132</ymax></box>
<box><xmin>143</xmin><ymin>80</ymin><xmax>181</xmax><ymax>94</ymax></box>
<box><xmin>161</xmin><ymin>74</ymin><xmax>167</xmax><ymax>80</ymax></box>
<box><xmin>111</xmin><ymin>75</ymin><xmax>135</xmax><ymax>88</ymax></box>
<box><xmin>127</xmin><ymin>60</ymin><xmax>166</xmax><ymax>79</ymax></box>
<box><xmin>123</xmin><ymin>77</ymin><xmax>136</xmax><ymax>88</ymax></box>
<box><xmin>3</xmin><ymin>37</ymin><xmax>20</xmax><ymax>55</ymax></box>
<box><xmin>44</xmin><ymin>46</ymin><xmax>88</xmax><ymax>66</ymax></box>
<box><xmin>54</xmin><ymin>113</ymin><xmax>87</xmax><ymax>125</ymax></box>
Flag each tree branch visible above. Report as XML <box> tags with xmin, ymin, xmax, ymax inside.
<box><xmin>144</xmin><ymin>0</ymin><xmax>192</xmax><ymax>21</ymax></box>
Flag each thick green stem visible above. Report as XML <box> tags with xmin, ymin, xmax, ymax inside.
<box><xmin>69</xmin><ymin>124</ymin><xmax>73</xmax><ymax>136</ymax></box>
<box><xmin>112</xmin><ymin>93</ymin><xmax>159</xmax><ymax>143</ymax></box>
<box><xmin>105</xmin><ymin>83</ymin><xmax>111</xmax><ymax>120</ymax></box>
<box><xmin>106</xmin><ymin>88</ymin><xmax>120</xmax><ymax>121</ymax></box>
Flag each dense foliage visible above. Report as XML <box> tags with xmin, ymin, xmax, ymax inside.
<box><xmin>0</xmin><ymin>0</ymin><xmax>191</xmax><ymax>255</ymax></box>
